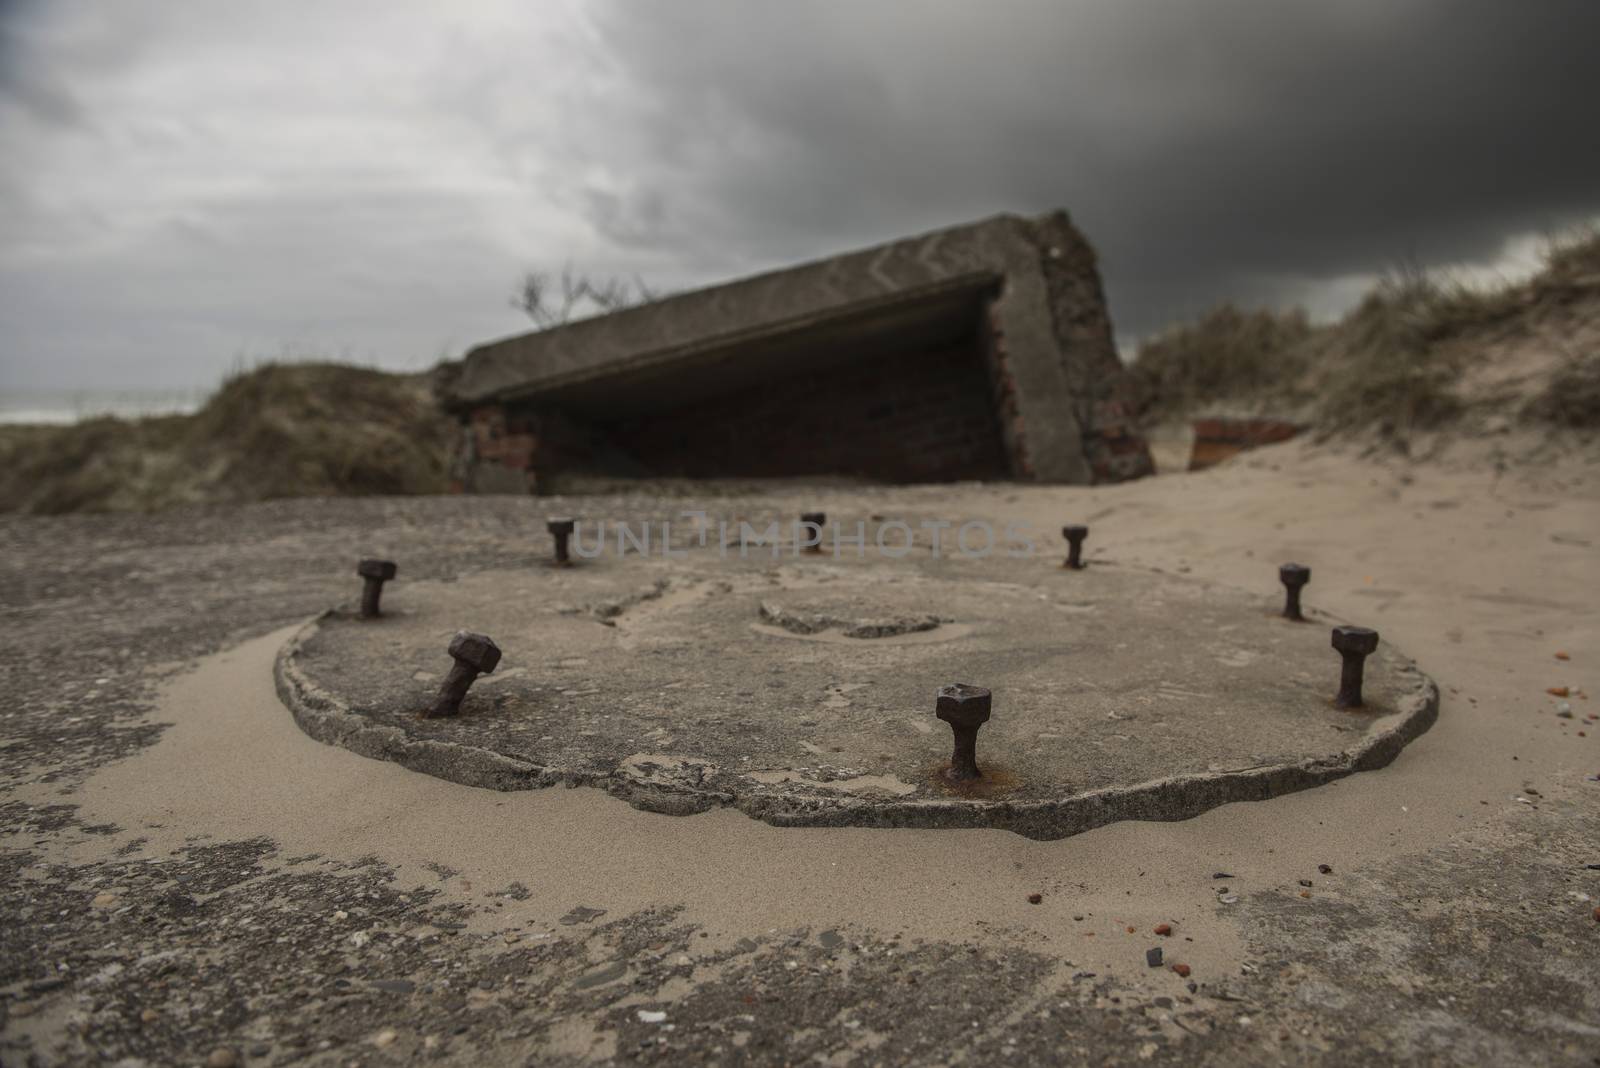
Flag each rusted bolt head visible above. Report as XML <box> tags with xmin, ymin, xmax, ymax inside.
<box><xmin>1331</xmin><ymin>625</ymin><xmax>1379</xmax><ymax>657</ymax></box>
<box><xmin>546</xmin><ymin>517</ymin><xmax>575</xmax><ymax>537</ymax></box>
<box><xmin>1062</xmin><ymin>524</ymin><xmax>1087</xmax><ymax>542</ymax></box>
<box><xmin>936</xmin><ymin>683</ymin><xmax>992</xmax><ymax>729</ymax></box>
<box><xmin>1279</xmin><ymin>563</ymin><xmax>1310</xmax><ymax>588</ymax></box>
<box><xmin>357</xmin><ymin>559</ymin><xmax>397</xmax><ymax>581</ymax></box>
<box><xmin>447</xmin><ymin>631</ymin><xmax>502</xmax><ymax>674</ymax></box>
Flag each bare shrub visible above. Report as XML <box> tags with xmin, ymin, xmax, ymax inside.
<box><xmin>512</xmin><ymin>265</ymin><xmax>659</xmax><ymax>328</ymax></box>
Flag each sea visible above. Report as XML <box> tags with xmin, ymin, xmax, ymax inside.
<box><xmin>0</xmin><ymin>389</ymin><xmax>206</xmax><ymax>426</ymax></box>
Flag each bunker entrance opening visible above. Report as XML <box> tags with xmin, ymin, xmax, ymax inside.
<box><xmin>518</xmin><ymin>282</ymin><xmax>1010</xmax><ymax>485</ymax></box>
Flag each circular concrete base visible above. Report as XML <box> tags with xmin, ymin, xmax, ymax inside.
<box><xmin>275</xmin><ymin>551</ymin><xmax>1437</xmax><ymax>840</ymax></box>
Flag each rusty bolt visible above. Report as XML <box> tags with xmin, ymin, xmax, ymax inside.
<box><xmin>356</xmin><ymin>559</ymin><xmax>397</xmax><ymax>618</ymax></box>
<box><xmin>1279</xmin><ymin>563</ymin><xmax>1310</xmax><ymax>621</ymax></box>
<box><xmin>1331</xmin><ymin>625</ymin><xmax>1379</xmax><ymax>709</ymax></box>
<box><xmin>936</xmin><ymin>683</ymin><xmax>992</xmax><ymax>781</ymax></box>
<box><xmin>1062</xmin><ymin>525</ymin><xmax>1088</xmax><ymax>569</ymax></box>
<box><xmin>547</xmin><ymin>517</ymin><xmax>576</xmax><ymax>565</ymax></box>
<box><xmin>800</xmin><ymin>512</ymin><xmax>826</xmax><ymax>553</ymax></box>
<box><xmin>425</xmin><ymin>631</ymin><xmax>502</xmax><ymax>719</ymax></box>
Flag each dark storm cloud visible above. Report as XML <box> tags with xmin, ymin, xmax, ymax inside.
<box><xmin>0</xmin><ymin>0</ymin><xmax>157</xmax><ymax>128</ymax></box>
<box><xmin>581</xmin><ymin>0</ymin><xmax>1600</xmax><ymax>333</ymax></box>
<box><xmin>1</xmin><ymin>1</ymin><xmax>1597</xmax><ymax>392</ymax></box>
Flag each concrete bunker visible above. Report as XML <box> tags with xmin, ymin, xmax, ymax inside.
<box><xmin>442</xmin><ymin>212</ymin><xmax>1155</xmax><ymax>492</ymax></box>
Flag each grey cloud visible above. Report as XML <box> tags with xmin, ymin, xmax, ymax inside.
<box><xmin>1</xmin><ymin>1</ymin><xmax>1598</xmax><ymax>391</ymax></box>
<box><xmin>580</xmin><ymin>0</ymin><xmax>1600</xmax><ymax>333</ymax></box>
<box><xmin>0</xmin><ymin>4</ymin><xmax>82</xmax><ymax>127</ymax></box>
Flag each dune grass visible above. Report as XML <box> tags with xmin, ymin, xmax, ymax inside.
<box><xmin>1127</xmin><ymin>304</ymin><xmax>1314</xmax><ymax>424</ymax></box>
<box><xmin>1129</xmin><ymin>228</ymin><xmax>1600</xmax><ymax>447</ymax></box>
<box><xmin>0</xmin><ymin>362</ymin><xmax>456</xmax><ymax>514</ymax></box>
<box><xmin>1523</xmin><ymin>352</ymin><xmax>1600</xmax><ymax>428</ymax></box>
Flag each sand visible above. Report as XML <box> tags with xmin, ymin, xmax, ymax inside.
<box><xmin>17</xmin><ymin>438</ymin><xmax>1597</xmax><ymax>1012</ymax></box>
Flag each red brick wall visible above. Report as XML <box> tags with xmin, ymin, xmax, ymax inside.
<box><xmin>459</xmin><ymin>405</ymin><xmax>537</xmax><ymax>493</ymax></box>
<box><xmin>597</xmin><ymin>341</ymin><xmax>1010</xmax><ymax>482</ymax></box>
<box><xmin>1188</xmin><ymin>418</ymin><xmax>1300</xmax><ymax>471</ymax></box>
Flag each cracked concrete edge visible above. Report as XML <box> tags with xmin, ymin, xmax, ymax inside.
<box><xmin>272</xmin><ymin>613</ymin><xmax>567</xmax><ymax>794</ymax></box>
<box><xmin>272</xmin><ymin>613</ymin><xmax>1441</xmax><ymax>841</ymax></box>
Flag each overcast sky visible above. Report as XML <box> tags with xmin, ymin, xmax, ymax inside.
<box><xmin>3</xmin><ymin>0</ymin><xmax>1599</xmax><ymax>393</ymax></box>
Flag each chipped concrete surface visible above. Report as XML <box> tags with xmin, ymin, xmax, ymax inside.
<box><xmin>2</xmin><ymin>441</ymin><xmax>1598</xmax><ymax>1065</ymax></box>
<box><xmin>275</xmin><ymin>554</ymin><xmax>1437</xmax><ymax>837</ymax></box>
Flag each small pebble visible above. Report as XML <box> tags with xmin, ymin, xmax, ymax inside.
<box><xmin>1548</xmin><ymin>686</ymin><xmax>1570</xmax><ymax>697</ymax></box>
<box><xmin>1299</xmin><ymin>890</ymin><xmax>1311</xmax><ymax>899</ymax></box>
<box><xmin>1145</xmin><ymin>947</ymin><xmax>1164</xmax><ymax>968</ymax></box>
<box><xmin>1555</xmin><ymin>651</ymin><xmax>1570</xmax><ymax>660</ymax></box>
<box><xmin>206</xmin><ymin>1051</ymin><xmax>238</xmax><ymax>1068</ymax></box>
<box><xmin>372</xmin><ymin>1029</ymin><xmax>397</xmax><ymax>1048</ymax></box>
<box><xmin>1299</xmin><ymin>879</ymin><xmax>1313</xmax><ymax>888</ymax></box>
<box><xmin>1027</xmin><ymin>893</ymin><xmax>1042</xmax><ymax>905</ymax></box>
<box><xmin>1318</xmin><ymin>864</ymin><xmax>1333</xmax><ymax>874</ymax></box>
<box><xmin>1154</xmin><ymin>923</ymin><xmax>1172</xmax><ymax>936</ymax></box>
<box><xmin>1172</xmin><ymin>963</ymin><xmax>1192</xmax><ymax>978</ymax></box>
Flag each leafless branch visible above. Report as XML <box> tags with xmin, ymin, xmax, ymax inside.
<box><xmin>511</xmin><ymin>264</ymin><xmax>662</xmax><ymax>329</ymax></box>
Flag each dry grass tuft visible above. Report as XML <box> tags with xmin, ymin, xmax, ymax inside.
<box><xmin>1128</xmin><ymin>304</ymin><xmax>1313</xmax><ymax>423</ymax></box>
<box><xmin>1522</xmin><ymin>353</ymin><xmax>1600</xmax><ymax>429</ymax></box>
<box><xmin>1309</xmin><ymin>272</ymin><xmax>1470</xmax><ymax>443</ymax></box>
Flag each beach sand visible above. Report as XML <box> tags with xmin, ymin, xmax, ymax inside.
<box><xmin>4</xmin><ymin>437</ymin><xmax>1597</xmax><ymax>1064</ymax></box>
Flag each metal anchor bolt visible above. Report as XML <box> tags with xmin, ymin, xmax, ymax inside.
<box><xmin>800</xmin><ymin>512</ymin><xmax>826</xmax><ymax>553</ymax></box>
<box><xmin>424</xmin><ymin>631</ymin><xmax>502</xmax><ymax>718</ymax></box>
<box><xmin>1331</xmin><ymin>625</ymin><xmax>1379</xmax><ymax>709</ymax></box>
<box><xmin>547</xmin><ymin>517</ymin><xmax>576</xmax><ymax>565</ymax></box>
<box><xmin>356</xmin><ymin>559</ymin><xmax>397</xmax><ymax>618</ymax></box>
<box><xmin>936</xmin><ymin>683</ymin><xmax>992</xmax><ymax>781</ymax></box>
<box><xmin>1279</xmin><ymin>563</ymin><xmax>1310</xmax><ymax>621</ymax></box>
<box><xmin>1062</xmin><ymin>525</ymin><xmax>1088</xmax><ymax>569</ymax></box>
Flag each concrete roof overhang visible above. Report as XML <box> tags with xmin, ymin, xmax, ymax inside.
<box><xmin>444</xmin><ymin>213</ymin><xmax>1051</xmax><ymax>415</ymax></box>
<box><xmin>519</xmin><ymin>276</ymin><xmax>999</xmax><ymax>419</ymax></box>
